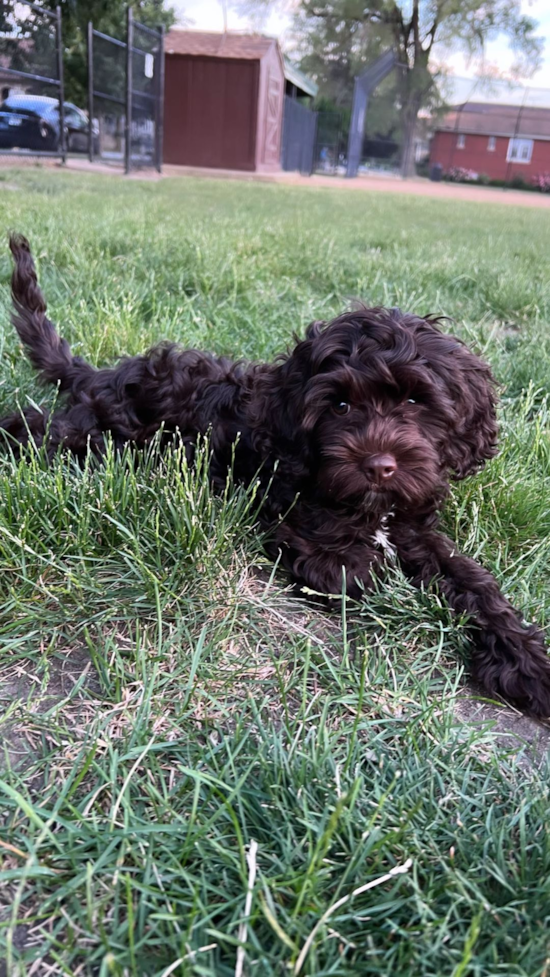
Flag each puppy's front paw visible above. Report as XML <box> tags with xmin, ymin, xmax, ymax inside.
<box><xmin>475</xmin><ymin>630</ymin><xmax>550</xmax><ymax>718</ymax></box>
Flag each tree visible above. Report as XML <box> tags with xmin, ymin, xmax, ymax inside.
<box><xmin>281</xmin><ymin>0</ymin><xmax>544</xmax><ymax>176</ymax></box>
<box><xmin>296</xmin><ymin>12</ymin><xmax>407</xmax><ymax>161</ymax></box>
<box><xmin>39</xmin><ymin>1</ymin><xmax>176</xmax><ymax>105</ymax></box>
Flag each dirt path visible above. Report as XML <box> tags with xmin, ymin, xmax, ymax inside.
<box><xmin>2</xmin><ymin>155</ymin><xmax>549</xmax><ymax>209</ymax></box>
<box><xmin>276</xmin><ymin>171</ymin><xmax>550</xmax><ymax>209</ymax></box>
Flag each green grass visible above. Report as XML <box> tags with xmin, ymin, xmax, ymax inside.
<box><xmin>1</xmin><ymin>168</ymin><xmax>550</xmax><ymax>976</ymax></box>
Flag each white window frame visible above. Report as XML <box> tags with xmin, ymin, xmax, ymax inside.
<box><xmin>487</xmin><ymin>136</ymin><xmax>496</xmax><ymax>152</ymax></box>
<box><xmin>506</xmin><ymin>138</ymin><xmax>533</xmax><ymax>164</ymax></box>
<box><xmin>457</xmin><ymin>133</ymin><xmax>465</xmax><ymax>149</ymax></box>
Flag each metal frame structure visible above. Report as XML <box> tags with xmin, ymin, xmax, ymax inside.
<box><xmin>0</xmin><ymin>0</ymin><xmax>65</xmax><ymax>162</ymax></box>
<box><xmin>126</xmin><ymin>12</ymin><xmax>164</xmax><ymax>174</ymax></box>
<box><xmin>346</xmin><ymin>50</ymin><xmax>397</xmax><ymax>178</ymax></box>
<box><xmin>87</xmin><ymin>9</ymin><xmax>164</xmax><ymax>173</ymax></box>
<box><xmin>124</xmin><ymin>5</ymin><xmax>133</xmax><ymax>173</ymax></box>
<box><xmin>155</xmin><ymin>24</ymin><xmax>165</xmax><ymax>173</ymax></box>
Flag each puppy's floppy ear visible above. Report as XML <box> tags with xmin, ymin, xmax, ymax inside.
<box><xmin>446</xmin><ymin>346</ymin><xmax>498</xmax><ymax>478</ymax></box>
<box><xmin>411</xmin><ymin>316</ymin><xmax>498</xmax><ymax>479</ymax></box>
<box><xmin>265</xmin><ymin>320</ymin><xmax>327</xmax><ymax>433</ymax></box>
<box><xmin>247</xmin><ymin>330</ymin><xmax>319</xmax><ymax>477</ymax></box>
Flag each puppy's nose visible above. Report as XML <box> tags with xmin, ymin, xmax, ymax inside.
<box><xmin>364</xmin><ymin>453</ymin><xmax>397</xmax><ymax>484</ymax></box>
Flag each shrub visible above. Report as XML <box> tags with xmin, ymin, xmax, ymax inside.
<box><xmin>509</xmin><ymin>173</ymin><xmax>528</xmax><ymax>190</ymax></box>
<box><xmin>532</xmin><ymin>173</ymin><xmax>550</xmax><ymax>192</ymax></box>
<box><xmin>446</xmin><ymin>166</ymin><xmax>479</xmax><ymax>183</ymax></box>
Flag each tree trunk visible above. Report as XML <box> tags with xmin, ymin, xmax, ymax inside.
<box><xmin>400</xmin><ymin>87</ymin><xmax>422</xmax><ymax>179</ymax></box>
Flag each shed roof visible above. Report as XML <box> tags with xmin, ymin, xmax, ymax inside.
<box><xmin>436</xmin><ymin>101</ymin><xmax>550</xmax><ymax>140</ymax></box>
<box><xmin>284</xmin><ymin>58</ymin><xmax>318</xmax><ymax>98</ymax></box>
<box><xmin>164</xmin><ymin>30</ymin><xmax>275</xmax><ymax>60</ymax></box>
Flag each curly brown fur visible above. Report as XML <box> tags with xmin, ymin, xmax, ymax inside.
<box><xmin>3</xmin><ymin>233</ymin><xmax>550</xmax><ymax>717</ymax></box>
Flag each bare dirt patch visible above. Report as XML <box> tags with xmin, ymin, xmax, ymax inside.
<box><xmin>3</xmin><ymin>588</ymin><xmax>549</xmax><ymax>779</ymax></box>
<box><xmin>455</xmin><ymin>694</ymin><xmax>550</xmax><ymax>770</ymax></box>
<box><xmin>1</xmin><ymin>645</ymin><xmax>101</xmax><ymax>772</ymax></box>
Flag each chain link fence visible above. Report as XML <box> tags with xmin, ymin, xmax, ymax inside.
<box><xmin>0</xmin><ymin>0</ymin><xmax>65</xmax><ymax>160</ymax></box>
<box><xmin>88</xmin><ymin>10</ymin><xmax>164</xmax><ymax>172</ymax></box>
<box><xmin>429</xmin><ymin>75</ymin><xmax>550</xmax><ymax>193</ymax></box>
<box><xmin>87</xmin><ymin>25</ymin><xmax>126</xmax><ymax>163</ymax></box>
<box><xmin>128</xmin><ymin>15</ymin><xmax>163</xmax><ymax>171</ymax></box>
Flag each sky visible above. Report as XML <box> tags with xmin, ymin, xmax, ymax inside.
<box><xmin>171</xmin><ymin>0</ymin><xmax>550</xmax><ymax>91</ymax></box>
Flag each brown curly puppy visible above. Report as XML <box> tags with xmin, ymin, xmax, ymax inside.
<box><xmin>3</xmin><ymin>233</ymin><xmax>550</xmax><ymax>716</ymax></box>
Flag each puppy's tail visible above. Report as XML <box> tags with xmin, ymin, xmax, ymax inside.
<box><xmin>9</xmin><ymin>234</ymin><xmax>90</xmax><ymax>390</ymax></box>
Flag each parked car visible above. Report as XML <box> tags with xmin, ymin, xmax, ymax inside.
<box><xmin>0</xmin><ymin>95</ymin><xmax>99</xmax><ymax>154</ymax></box>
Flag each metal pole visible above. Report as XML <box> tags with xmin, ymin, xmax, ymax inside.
<box><xmin>505</xmin><ymin>89</ymin><xmax>528</xmax><ymax>187</ymax></box>
<box><xmin>308</xmin><ymin>112</ymin><xmax>318</xmax><ymax>176</ymax></box>
<box><xmin>300</xmin><ymin>106</ymin><xmax>307</xmax><ymax>174</ymax></box>
<box><xmin>346</xmin><ymin>77</ymin><xmax>365</xmax><ymax>178</ymax></box>
<box><xmin>87</xmin><ymin>21</ymin><xmax>94</xmax><ymax>162</ymax></box>
<box><xmin>56</xmin><ymin>5</ymin><xmax>65</xmax><ymax>164</ymax></box>
<box><xmin>156</xmin><ymin>25</ymin><xmax>165</xmax><ymax>173</ymax></box>
<box><xmin>125</xmin><ymin>5</ymin><xmax>133</xmax><ymax>174</ymax></box>
<box><xmin>447</xmin><ymin>102</ymin><xmax>465</xmax><ymax>176</ymax></box>
<box><xmin>447</xmin><ymin>77</ymin><xmax>480</xmax><ymax>178</ymax></box>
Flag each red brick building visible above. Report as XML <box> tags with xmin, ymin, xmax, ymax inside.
<box><xmin>429</xmin><ymin>102</ymin><xmax>550</xmax><ymax>182</ymax></box>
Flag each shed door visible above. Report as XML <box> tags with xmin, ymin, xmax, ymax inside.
<box><xmin>164</xmin><ymin>56</ymin><xmax>259</xmax><ymax>170</ymax></box>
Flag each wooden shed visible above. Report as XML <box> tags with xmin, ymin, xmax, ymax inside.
<box><xmin>163</xmin><ymin>30</ymin><xmax>285</xmax><ymax>172</ymax></box>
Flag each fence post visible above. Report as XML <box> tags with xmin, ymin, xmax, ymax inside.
<box><xmin>446</xmin><ymin>102</ymin><xmax>465</xmax><ymax>177</ymax></box>
<box><xmin>156</xmin><ymin>25</ymin><xmax>165</xmax><ymax>173</ymax></box>
<box><xmin>87</xmin><ymin>21</ymin><xmax>94</xmax><ymax>163</ymax></box>
<box><xmin>125</xmin><ymin>5</ymin><xmax>133</xmax><ymax>175</ymax></box>
<box><xmin>303</xmin><ymin>110</ymin><xmax>317</xmax><ymax>176</ymax></box>
<box><xmin>505</xmin><ymin>93</ymin><xmax>527</xmax><ymax>186</ymax></box>
<box><xmin>56</xmin><ymin>5</ymin><xmax>65</xmax><ymax>164</ymax></box>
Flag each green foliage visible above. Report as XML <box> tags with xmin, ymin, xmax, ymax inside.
<box><xmin>0</xmin><ymin>170</ymin><xmax>550</xmax><ymax>974</ymax></box>
<box><xmin>35</xmin><ymin>0</ymin><xmax>176</xmax><ymax>104</ymax></box>
<box><xmin>286</xmin><ymin>0</ymin><xmax>544</xmax><ymax>172</ymax></box>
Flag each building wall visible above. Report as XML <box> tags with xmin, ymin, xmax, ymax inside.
<box><xmin>430</xmin><ymin>130</ymin><xmax>550</xmax><ymax>181</ymax></box>
<box><xmin>164</xmin><ymin>55</ymin><xmax>259</xmax><ymax>170</ymax></box>
<box><xmin>255</xmin><ymin>43</ymin><xmax>284</xmax><ymax>172</ymax></box>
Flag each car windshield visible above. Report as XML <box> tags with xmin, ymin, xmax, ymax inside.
<box><xmin>1</xmin><ymin>102</ymin><xmax>34</xmax><ymax>116</ymax></box>
<box><xmin>2</xmin><ymin>98</ymin><xmax>55</xmax><ymax>117</ymax></box>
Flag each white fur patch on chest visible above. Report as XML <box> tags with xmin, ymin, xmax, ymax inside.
<box><xmin>372</xmin><ymin>515</ymin><xmax>397</xmax><ymax>560</ymax></box>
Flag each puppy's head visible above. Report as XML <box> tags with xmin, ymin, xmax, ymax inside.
<box><xmin>262</xmin><ymin>307</ymin><xmax>497</xmax><ymax>510</ymax></box>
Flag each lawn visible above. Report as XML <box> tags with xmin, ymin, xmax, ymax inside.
<box><xmin>1</xmin><ymin>167</ymin><xmax>550</xmax><ymax>977</ymax></box>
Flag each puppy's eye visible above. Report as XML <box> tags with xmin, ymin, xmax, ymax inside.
<box><xmin>333</xmin><ymin>402</ymin><xmax>350</xmax><ymax>416</ymax></box>
<box><xmin>407</xmin><ymin>398</ymin><xmax>416</xmax><ymax>404</ymax></box>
